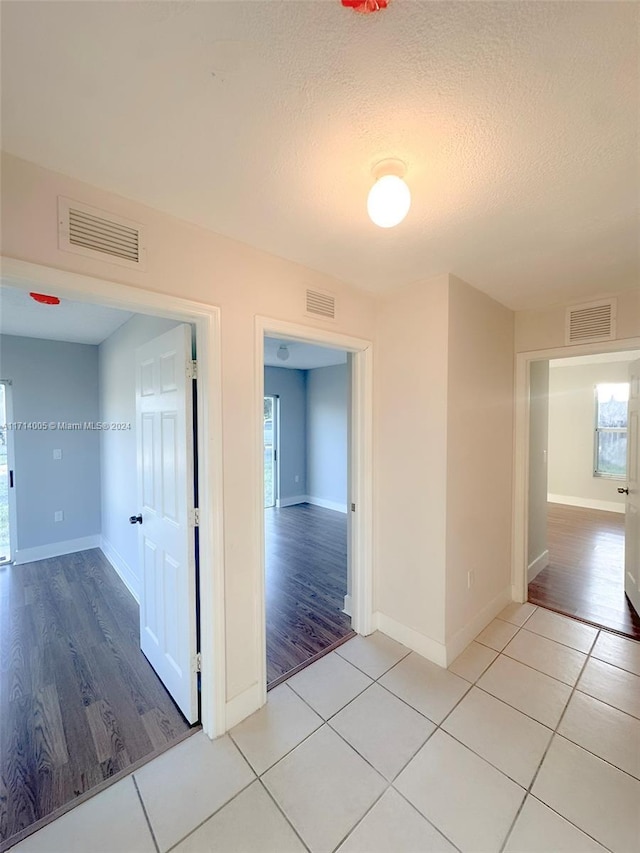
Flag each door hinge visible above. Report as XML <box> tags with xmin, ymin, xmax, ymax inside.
<box><xmin>190</xmin><ymin>508</ymin><xmax>200</xmax><ymax>527</ymax></box>
<box><xmin>186</xmin><ymin>360</ymin><xmax>197</xmax><ymax>380</ymax></box>
<box><xmin>195</xmin><ymin>652</ymin><xmax>202</xmax><ymax>672</ymax></box>
<box><xmin>351</xmin><ymin>502</ymin><xmax>356</xmax><ymax>512</ymax></box>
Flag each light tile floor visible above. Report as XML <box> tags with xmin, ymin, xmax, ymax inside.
<box><xmin>9</xmin><ymin>604</ymin><xmax>640</xmax><ymax>853</ymax></box>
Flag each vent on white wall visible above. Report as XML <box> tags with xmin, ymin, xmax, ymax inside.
<box><xmin>565</xmin><ymin>298</ymin><xmax>616</xmax><ymax>345</ymax></box>
<box><xmin>58</xmin><ymin>197</ymin><xmax>146</xmax><ymax>270</ymax></box>
<box><xmin>306</xmin><ymin>289</ymin><xmax>336</xmax><ymax>320</ymax></box>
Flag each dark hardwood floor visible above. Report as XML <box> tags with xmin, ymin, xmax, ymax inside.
<box><xmin>0</xmin><ymin>548</ymin><xmax>192</xmax><ymax>847</ymax></box>
<box><xmin>266</xmin><ymin>504</ymin><xmax>353</xmax><ymax>686</ymax></box>
<box><xmin>529</xmin><ymin>503</ymin><xmax>640</xmax><ymax>640</ymax></box>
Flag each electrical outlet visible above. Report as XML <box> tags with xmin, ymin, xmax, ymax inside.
<box><xmin>53</xmin><ymin>448</ymin><xmax>62</xmax><ymax>460</ymax></box>
<box><xmin>294</xmin><ymin>474</ymin><xmax>299</xmax><ymax>483</ymax></box>
<box><xmin>467</xmin><ymin>570</ymin><xmax>475</xmax><ymax>590</ymax></box>
<box><xmin>54</xmin><ymin>510</ymin><xmax>64</xmax><ymax>523</ymax></box>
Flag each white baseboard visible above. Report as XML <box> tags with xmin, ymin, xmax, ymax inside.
<box><xmin>100</xmin><ymin>537</ymin><xmax>139</xmax><ymax>603</ymax></box>
<box><xmin>443</xmin><ymin>586</ymin><xmax>513</xmax><ymax>666</ymax></box>
<box><xmin>225</xmin><ymin>682</ymin><xmax>264</xmax><ymax>730</ymax></box>
<box><xmin>373</xmin><ymin>612</ymin><xmax>448</xmax><ymax>667</ymax></box>
<box><xmin>343</xmin><ymin>593</ymin><xmax>352</xmax><ymax>617</ymax></box>
<box><xmin>528</xmin><ymin>549</ymin><xmax>549</xmax><ymax>583</ymax></box>
<box><xmin>306</xmin><ymin>496</ymin><xmax>348</xmax><ymax>514</ymax></box>
<box><xmin>548</xmin><ymin>494</ymin><xmax>625</xmax><ymax>514</ymax></box>
<box><xmin>13</xmin><ymin>535</ymin><xmax>101</xmax><ymax>565</ymax></box>
<box><xmin>275</xmin><ymin>495</ymin><xmax>307</xmax><ymax>508</ymax></box>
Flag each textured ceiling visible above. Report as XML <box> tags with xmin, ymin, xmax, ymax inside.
<box><xmin>1</xmin><ymin>1</ymin><xmax>638</xmax><ymax>310</ymax></box>
<box><xmin>0</xmin><ymin>285</ymin><xmax>132</xmax><ymax>345</ymax></box>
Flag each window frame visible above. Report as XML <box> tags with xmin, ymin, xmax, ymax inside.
<box><xmin>593</xmin><ymin>382</ymin><xmax>629</xmax><ymax>480</ymax></box>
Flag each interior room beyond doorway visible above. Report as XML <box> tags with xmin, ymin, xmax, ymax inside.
<box><xmin>263</xmin><ymin>337</ymin><xmax>354</xmax><ymax>686</ymax></box>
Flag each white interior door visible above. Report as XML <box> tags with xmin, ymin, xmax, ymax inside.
<box><xmin>624</xmin><ymin>358</ymin><xmax>640</xmax><ymax>616</ymax></box>
<box><xmin>135</xmin><ymin>324</ymin><xmax>198</xmax><ymax>723</ymax></box>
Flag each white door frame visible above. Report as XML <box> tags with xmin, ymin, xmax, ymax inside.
<box><xmin>0</xmin><ymin>257</ymin><xmax>226</xmax><ymax>737</ymax></box>
<box><xmin>512</xmin><ymin>336</ymin><xmax>640</xmax><ymax>603</ymax></box>
<box><xmin>255</xmin><ymin>317</ymin><xmax>373</xmax><ymax>702</ymax></box>
<box><xmin>0</xmin><ymin>379</ymin><xmax>18</xmax><ymax>564</ymax></box>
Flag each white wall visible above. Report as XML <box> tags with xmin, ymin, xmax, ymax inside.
<box><xmin>1</xmin><ymin>152</ymin><xmax>377</xmax><ymax>713</ymax></box>
<box><xmin>306</xmin><ymin>364</ymin><xmax>348</xmax><ymax>513</ymax></box>
<box><xmin>264</xmin><ymin>366</ymin><xmax>307</xmax><ymax>502</ymax></box>
<box><xmin>444</xmin><ymin>276</ymin><xmax>514</xmax><ymax>652</ymax></box>
<box><xmin>0</xmin><ymin>334</ymin><xmax>101</xmax><ymax>561</ymax></box>
<box><xmin>528</xmin><ymin>360</ymin><xmax>549</xmax><ymax>578</ymax></box>
<box><xmin>98</xmin><ymin>314</ymin><xmax>181</xmax><ymax>599</ymax></box>
<box><xmin>548</xmin><ymin>359</ymin><xmax>632</xmax><ymax>512</ymax></box>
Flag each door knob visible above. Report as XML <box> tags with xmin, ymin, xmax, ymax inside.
<box><xmin>617</xmin><ymin>488</ymin><xmax>629</xmax><ymax>495</ymax></box>
<box><xmin>129</xmin><ymin>514</ymin><xmax>143</xmax><ymax>524</ymax></box>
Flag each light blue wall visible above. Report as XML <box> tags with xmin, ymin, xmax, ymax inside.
<box><xmin>0</xmin><ymin>334</ymin><xmax>101</xmax><ymax>552</ymax></box>
<box><xmin>264</xmin><ymin>366</ymin><xmax>307</xmax><ymax>500</ymax></box>
<box><xmin>306</xmin><ymin>364</ymin><xmax>348</xmax><ymax>511</ymax></box>
<box><xmin>99</xmin><ymin>315</ymin><xmax>181</xmax><ymax>599</ymax></box>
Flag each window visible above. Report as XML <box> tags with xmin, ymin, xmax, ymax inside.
<box><xmin>594</xmin><ymin>382</ymin><xmax>629</xmax><ymax>478</ymax></box>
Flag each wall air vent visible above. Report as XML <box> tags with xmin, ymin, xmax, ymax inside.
<box><xmin>306</xmin><ymin>289</ymin><xmax>336</xmax><ymax>320</ymax></box>
<box><xmin>58</xmin><ymin>197</ymin><xmax>146</xmax><ymax>270</ymax></box>
<box><xmin>565</xmin><ymin>298</ymin><xmax>616</xmax><ymax>346</ymax></box>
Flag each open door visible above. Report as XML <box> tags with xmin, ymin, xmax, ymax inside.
<box><xmin>134</xmin><ymin>324</ymin><xmax>199</xmax><ymax>723</ymax></box>
<box><xmin>624</xmin><ymin>358</ymin><xmax>640</xmax><ymax>616</ymax></box>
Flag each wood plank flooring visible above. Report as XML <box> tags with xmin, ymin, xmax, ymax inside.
<box><xmin>265</xmin><ymin>504</ymin><xmax>353</xmax><ymax>686</ymax></box>
<box><xmin>0</xmin><ymin>548</ymin><xmax>192</xmax><ymax>846</ymax></box>
<box><xmin>529</xmin><ymin>503</ymin><xmax>640</xmax><ymax>640</ymax></box>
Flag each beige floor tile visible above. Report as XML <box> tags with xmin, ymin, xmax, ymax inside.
<box><xmin>442</xmin><ymin>687</ymin><xmax>553</xmax><ymax>786</ymax></box>
<box><xmin>287</xmin><ymin>651</ymin><xmax>372</xmax><ymax>719</ymax></box>
<box><xmin>335</xmin><ymin>632</ymin><xmax>410</xmax><ymax>679</ymax></box>
<box><xmin>504</xmin><ymin>796</ymin><xmax>608</xmax><ymax>852</ymax></box>
<box><xmin>379</xmin><ymin>652</ymin><xmax>470</xmax><ymax>723</ymax></box>
<box><xmin>448</xmin><ymin>642</ymin><xmax>498</xmax><ymax>683</ymax></box>
<box><xmin>591</xmin><ymin>630</ymin><xmax>640</xmax><ymax>677</ymax></box>
<box><xmin>262</xmin><ymin>725</ymin><xmax>386</xmax><ymax>853</ymax></box>
<box><xmin>498</xmin><ymin>602</ymin><xmax>537</xmax><ymax>627</ymax></box>
<box><xmin>230</xmin><ymin>683</ymin><xmax>322</xmax><ymax>774</ymax></box>
<box><xmin>7</xmin><ymin>777</ymin><xmax>155</xmax><ymax>853</ymax></box>
<box><xmin>477</xmin><ymin>655</ymin><xmax>572</xmax><ymax>728</ymax></box>
<box><xmin>558</xmin><ymin>691</ymin><xmax>640</xmax><ymax>779</ymax></box>
<box><xmin>172</xmin><ymin>781</ymin><xmax>306</xmax><ymax>853</ymax></box>
<box><xmin>394</xmin><ymin>730</ymin><xmax>525</xmax><ymax>853</ymax></box>
<box><xmin>532</xmin><ymin>735</ymin><xmax>640</xmax><ymax>853</ymax></box>
<box><xmin>577</xmin><ymin>657</ymin><xmax>640</xmax><ymax>719</ymax></box>
<box><xmin>523</xmin><ymin>608</ymin><xmax>598</xmax><ymax>653</ymax></box>
<box><xmin>330</xmin><ymin>683</ymin><xmax>435</xmax><ymax>780</ymax></box>
<box><xmin>134</xmin><ymin>731</ymin><xmax>255</xmax><ymax>852</ymax></box>
<box><xmin>503</xmin><ymin>629</ymin><xmax>587</xmax><ymax>685</ymax></box>
<box><xmin>475</xmin><ymin>619</ymin><xmax>520</xmax><ymax>651</ymax></box>
<box><xmin>336</xmin><ymin>788</ymin><xmax>456</xmax><ymax>853</ymax></box>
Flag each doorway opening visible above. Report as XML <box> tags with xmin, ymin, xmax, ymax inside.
<box><xmin>263</xmin><ymin>336</ymin><xmax>354</xmax><ymax>686</ymax></box>
<box><xmin>0</xmin><ymin>270</ymin><xmax>222</xmax><ymax>850</ymax></box>
<box><xmin>256</xmin><ymin>319</ymin><xmax>373</xmax><ymax>698</ymax></box>
<box><xmin>525</xmin><ymin>349</ymin><xmax>640</xmax><ymax>639</ymax></box>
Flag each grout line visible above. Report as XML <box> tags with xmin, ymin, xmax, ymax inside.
<box><xmin>133</xmin><ymin>774</ymin><xmax>160</xmax><ymax>853</ymax></box>
<box><xmin>258</xmin><ymin>778</ymin><xmax>313</xmax><ymax>853</ymax></box>
<box><xmin>523</xmin><ymin>793</ymin><xmax>616</xmax><ymax>853</ymax></box>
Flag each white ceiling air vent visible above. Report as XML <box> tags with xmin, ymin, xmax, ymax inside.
<box><xmin>58</xmin><ymin>197</ymin><xmax>146</xmax><ymax>270</ymax></box>
<box><xmin>306</xmin><ymin>289</ymin><xmax>336</xmax><ymax>320</ymax></box>
<box><xmin>565</xmin><ymin>298</ymin><xmax>616</xmax><ymax>346</ymax></box>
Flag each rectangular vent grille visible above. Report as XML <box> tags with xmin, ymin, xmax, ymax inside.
<box><xmin>58</xmin><ymin>197</ymin><xmax>146</xmax><ymax>270</ymax></box>
<box><xmin>565</xmin><ymin>299</ymin><xmax>616</xmax><ymax>345</ymax></box>
<box><xmin>69</xmin><ymin>208</ymin><xmax>139</xmax><ymax>262</ymax></box>
<box><xmin>306</xmin><ymin>289</ymin><xmax>335</xmax><ymax>320</ymax></box>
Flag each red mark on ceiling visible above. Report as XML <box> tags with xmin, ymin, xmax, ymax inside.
<box><xmin>29</xmin><ymin>292</ymin><xmax>60</xmax><ymax>305</ymax></box>
<box><xmin>342</xmin><ymin>0</ymin><xmax>389</xmax><ymax>13</ymax></box>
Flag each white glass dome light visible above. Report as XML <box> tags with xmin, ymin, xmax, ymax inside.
<box><xmin>367</xmin><ymin>159</ymin><xmax>411</xmax><ymax>228</ymax></box>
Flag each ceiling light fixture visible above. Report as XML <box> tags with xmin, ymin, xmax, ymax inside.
<box><xmin>367</xmin><ymin>159</ymin><xmax>411</xmax><ymax>228</ymax></box>
<box><xmin>276</xmin><ymin>344</ymin><xmax>290</xmax><ymax>362</ymax></box>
